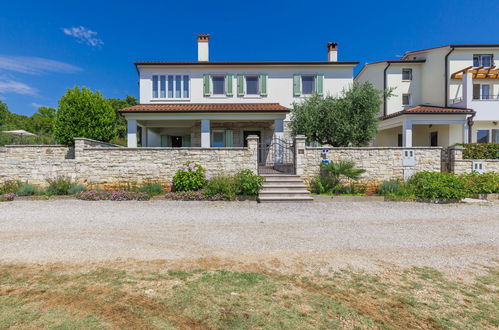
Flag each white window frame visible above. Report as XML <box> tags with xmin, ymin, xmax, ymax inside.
<box><xmin>211</xmin><ymin>75</ymin><xmax>226</xmax><ymax>96</ymax></box>
<box><xmin>402</xmin><ymin>68</ymin><xmax>413</xmax><ymax>81</ymax></box>
<box><xmin>473</xmin><ymin>54</ymin><xmax>494</xmax><ymax>67</ymax></box>
<box><xmin>301</xmin><ymin>75</ymin><xmax>316</xmax><ymax>95</ymax></box>
<box><xmin>402</xmin><ymin>93</ymin><xmax>412</xmax><ymax>106</ymax></box>
<box><xmin>151</xmin><ymin>74</ymin><xmax>190</xmax><ymax>100</ymax></box>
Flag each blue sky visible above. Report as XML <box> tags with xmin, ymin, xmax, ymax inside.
<box><xmin>0</xmin><ymin>0</ymin><xmax>497</xmax><ymax>116</ymax></box>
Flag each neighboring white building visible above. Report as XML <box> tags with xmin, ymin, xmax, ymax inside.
<box><xmin>120</xmin><ymin>34</ymin><xmax>358</xmax><ymax>149</ymax></box>
<box><xmin>355</xmin><ymin>44</ymin><xmax>499</xmax><ymax>147</ymax></box>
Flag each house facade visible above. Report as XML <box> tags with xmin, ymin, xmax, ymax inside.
<box><xmin>119</xmin><ymin>35</ymin><xmax>358</xmax><ymax>150</ymax></box>
<box><xmin>355</xmin><ymin>44</ymin><xmax>499</xmax><ymax>147</ymax></box>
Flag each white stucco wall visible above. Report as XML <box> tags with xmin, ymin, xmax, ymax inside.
<box><xmin>355</xmin><ymin>63</ymin><xmax>385</xmax><ymax>116</ymax></box>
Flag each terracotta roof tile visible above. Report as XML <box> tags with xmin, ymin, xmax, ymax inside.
<box><xmin>118</xmin><ymin>103</ymin><xmax>289</xmax><ymax>113</ymax></box>
<box><xmin>381</xmin><ymin>105</ymin><xmax>474</xmax><ymax>120</ymax></box>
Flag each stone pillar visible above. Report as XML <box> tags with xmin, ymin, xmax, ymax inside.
<box><xmin>140</xmin><ymin>126</ymin><xmax>147</xmax><ymax>147</ymax></box>
<box><xmin>294</xmin><ymin>135</ymin><xmax>306</xmax><ymax>176</ymax></box>
<box><xmin>246</xmin><ymin>135</ymin><xmax>259</xmax><ymax>174</ymax></box>
<box><xmin>74</xmin><ymin>138</ymin><xmax>85</xmax><ymax>159</ymax></box>
<box><xmin>127</xmin><ymin>119</ymin><xmax>137</xmax><ymax>148</ymax></box>
<box><xmin>448</xmin><ymin>145</ymin><xmax>464</xmax><ymax>173</ymax></box>
<box><xmin>402</xmin><ymin>119</ymin><xmax>413</xmax><ymax>147</ymax></box>
<box><xmin>201</xmin><ymin>119</ymin><xmax>210</xmax><ymax>148</ymax></box>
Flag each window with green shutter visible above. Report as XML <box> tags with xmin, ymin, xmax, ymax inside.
<box><xmin>237</xmin><ymin>74</ymin><xmax>244</xmax><ymax>96</ymax></box>
<box><xmin>293</xmin><ymin>74</ymin><xmax>301</xmax><ymax>96</ymax></box>
<box><xmin>316</xmin><ymin>73</ymin><xmax>324</xmax><ymax>96</ymax></box>
<box><xmin>225</xmin><ymin>74</ymin><xmax>233</xmax><ymax>96</ymax></box>
<box><xmin>259</xmin><ymin>74</ymin><xmax>267</xmax><ymax>96</ymax></box>
<box><xmin>182</xmin><ymin>135</ymin><xmax>191</xmax><ymax>147</ymax></box>
<box><xmin>225</xmin><ymin>130</ymin><xmax>233</xmax><ymax>147</ymax></box>
<box><xmin>203</xmin><ymin>74</ymin><xmax>211</xmax><ymax>96</ymax></box>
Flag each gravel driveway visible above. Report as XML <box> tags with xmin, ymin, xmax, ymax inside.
<box><xmin>1</xmin><ymin>200</ymin><xmax>498</xmax><ymax>276</ymax></box>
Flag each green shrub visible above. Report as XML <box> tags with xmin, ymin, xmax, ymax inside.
<box><xmin>68</xmin><ymin>184</ymin><xmax>87</xmax><ymax>195</ymax></box>
<box><xmin>203</xmin><ymin>176</ymin><xmax>238</xmax><ymax>200</ymax></box>
<box><xmin>234</xmin><ymin>170</ymin><xmax>264</xmax><ymax>196</ymax></box>
<box><xmin>408</xmin><ymin>171</ymin><xmax>467</xmax><ymax>201</ymax></box>
<box><xmin>378</xmin><ymin>181</ymin><xmax>403</xmax><ymax>196</ymax></box>
<box><xmin>172</xmin><ymin>162</ymin><xmax>207</xmax><ymax>191</ymax></box>
<box><xmin>17</xmin><ymin>183</ymin><xmax>37</xmax><ymax>196</ymax></box>
<box><xmin>46</xmin><ymin>177</ymin><xmax>74</xmax><ymax>196</ymax></box>
<box><xmin>459</xmin><ymin>172</ymin><xmax>499</xmax><ymax>195</ymax></box>
<box><xmin>0</xmin><ymin>181</ymin><xmax>21</xmax><ymax>194</ymax></box>
<box><xmin>311</xmin><ymin>160</ymin><xmax>366</xmax><ymax>195</ymax></box>
<box><xmin>458</xmin><ymin>143</ymin><xmax>499</xmax><ymax>159</ymax></box>
<box><xmin>138</xmin><ymin>183</ymin><xmax>164</xmax><ymax>196</ymax></box>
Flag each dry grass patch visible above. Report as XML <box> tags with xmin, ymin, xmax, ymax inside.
<box><xmin>0</xmin><ymin>263</ymin><xmax>497</xmax><ymax>329</ymax></box>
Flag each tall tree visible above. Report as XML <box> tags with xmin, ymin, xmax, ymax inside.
<box><xmin>107</xmin><ymin>95</ymin><xmax>138</xmax><ymax>139</ymax></box>
<box><xmin>29</xmin><ymin>106</ymin><xmax>57</xmax><ymax>135</ymax></box>
<box><xmin>290</xmin><ymin>82</ymin><xmax>388</xmax><ymax>147</ymax></box>
<box><xmin>54</xmin><ymin>87</ymin><xmax>116</xmax><ymax>146</ymax></box>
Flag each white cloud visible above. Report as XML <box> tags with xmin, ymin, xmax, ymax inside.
<box><xmin>0</xmin><ymin>55</ymin><xmax>82</xmax><ymax>75</ymax></box>
<box><xmin>0</xmin><ymin>79</ymin><xmax>38</xmax><ymax>96</ymax></box>
<box><xmin>31</xmin><ymin>102</ymin><xmax>49</xmax><ymax>108</ymax></box>
<box><xmin>63</xmin><ymin>26</ymin><xmax>103</xmax><ymax>47</ymax></box>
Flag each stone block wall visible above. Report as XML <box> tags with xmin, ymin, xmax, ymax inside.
<box><xmin>294</xmin><ymin>136</ymin><xmax>443</xmax><ymax>184</ymax></box>
<box><xmin>448</xmin><ymin>146</ymin><xmax>499</xmax><ymax>174</ymax></box>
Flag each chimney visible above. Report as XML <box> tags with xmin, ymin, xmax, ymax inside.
<box><xmin>197</xmin><ymin>34</ymin><xmax>210</xmax><ymax>62</ymax></box>
<box><xmin>327</xmin><ymin>42</ymin><xmax>338</xmax><ymax>62</ymax></box>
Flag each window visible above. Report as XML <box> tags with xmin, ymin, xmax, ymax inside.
<box><xmin>477</xmin><ymin>130</ymin><xmax>490</xmax><ymax>143</ymax></box>
<box><xmin>402</xmin><ymin>68</ymin><xmax>412</xmax><ymax>81</ymax></box>
<box><xmin>302</xmin><ymin>76</ymin><xmax>316</xmax><ymax>95</ymax></box>
<box><xmin>212</xmin><ymin>131</ymin><xmax>225</xmax><ymax>147</ymax></box>
<box><xmin>430</xmin><ymin>132</ymin><xmax>438</xmax><ymax>147</ymax></box>
<box><xmin>212</xmin><ymin>76</ymin><xmax>225</xmax><ymax>95</ymax></box>
<box><xmin>402</xmin><ymin>93</ymin><xmax>411</xmax><ymax>106</ymax></box>
<box><xmin>473</xmin><ymin>54</ymin><xmax>493</xmax><ymax>67</ymax></box>
<box><xmin>246</xmin><ymin>76</ymin><xmax>259</xmax><ymax>95</ymax></box>
<box><xmin>492</xmin><ymin>129</ymin><xmax>499</xmax><ymax>143</ymax></box>
<box><xmin>481</xmin><ymin>84</ymin><xmax>490</xmax><ymax>100</ymax></box>
<box><xmin>152</xmin><ymin>75</ymin><xmax>190</xmax><ymax>99</ymax></box>
<box><xmin>473</xmin><ymin>84</ymin><xmax>491</xmax><ymax>100</ymax></box>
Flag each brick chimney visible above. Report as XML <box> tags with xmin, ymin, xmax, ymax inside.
<box><xmin>197</xmin><ymin>34</ymin><xmax>210</xmax><ymax>62</ymax></box>
<box><xmin>327</xmin><ymin>42</ymin><xmax>338</xmax><ymax>62</ymax></box>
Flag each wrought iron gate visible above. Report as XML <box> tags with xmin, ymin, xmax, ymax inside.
<box><xmin>258</xmin><ymin>138</ymin><xmax>295</xmax><ymax>174</ymax></box>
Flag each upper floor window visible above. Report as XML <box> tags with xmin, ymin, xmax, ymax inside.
<box><xmin>293</xmin><ymin>74</ymin><xmax>323</xmax><ymax>97</ymax></box>
<box><xmin>301</xmin><ymin>76</ymin><xmax>316</xmax><ymax>95</ymax></box>
<box><xmin>245</xmin><ymin>76</ymin><xmax>259</xmax><ymax>95</ymax></box>
<box><xmin>212</xmin><ymin>76</ymin><xmax>226</xmax><ymax>95</ymax></box>
<box><xmin>473</xmin><ymin>54</ymin><xmax>493</xmax><ymax>67</ymax></box>
<box><xmin>402</xmin><ymin>93</ymin><xmax>412</xmax><ymax>106</ymax></box>
<box><xmin>152</xmin><ymin>75</ymin><xmax>189</xmax><ymax>99</ymax></box>
<box><xmin>402</xmin><ymin>68</ymin><xmax>412</xmax><ymax>81</ymax></box>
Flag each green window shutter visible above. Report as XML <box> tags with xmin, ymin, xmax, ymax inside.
<box><xmin>203</xmin><ymin>74</ymin><xmax>211</xmax><ymax>96</ymax></box>
<box><xmin>225</xmin><ymin>130</ymin><xmax>233</xmax><ymax>147</ymax></box>
<box><xmin>161</xmin><ymin>135</ymin><xmax>170</xmax><ymax>147</ymax></box>
<box><xmin>237</xmin><ymin>74</ymin><xmax>244</xmax><ymax>96</ymax></box>
<box><xmin>182</xmin><ymin>134</ymin><xmax>191</xmax><ymax>147</ymax></box>
<box><xmin>316</xmin><ymin>73</ymin><xmax>324</xmax><ymax>96</ymax></box>
<box><xmin>259</xmin><ymin>74</ymin><xmax>268</xmax><ymax>96</ymax></box>
<box><xmin>226</xmin><ymin>74</ymin><xmax>233</xmax><ymax>96</ymax></box>
<box><xmin>293</xmin><ymin>74</ymin><xmax>301</xmax><ymax>96</ymax></box>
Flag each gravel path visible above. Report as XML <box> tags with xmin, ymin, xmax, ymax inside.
<box><xmin>1</xmin><ymin>200</ymin><xmax>498</xmax><ymax>275</ymax></box>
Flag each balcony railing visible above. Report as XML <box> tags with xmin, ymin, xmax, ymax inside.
<box><xmin>472</xmin><ymin>95</ymin><xmax>499</xmax><ymax>101</ymax></box>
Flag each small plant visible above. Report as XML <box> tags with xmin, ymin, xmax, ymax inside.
<box><xmin>172</xmin><ymin>162</ymin><xmax>207</xmax><ymax>191</ymax></box>
<box><xmin>68</xmin><ymin>184</ymin><xmax>87</xmax><ymax>195</ymax></box>
<box><xmin>17</xmin><ymin>183</ymin><xmax>38</xmax><ymax>196</ymax></box>
<box><xmin>235</xmin><ymin>170</ymin><xmax>264</xmax><ymax>196</ymax></box>
<box><xmin>165</xmin><ymin>191</ymin><xmax>228</xmax><ymax>201</ymax></box>
<box><xmin>138</xmin><ymin>183</ymin><xmax>165</xmax><ymax>196</ymax></box>
<box><xmin>0</xmin><ymin>181</ymin><xmax>21</xmax><ymax>194</ymax></box>
<box><xmin>377</xmin><ymin>180</ymin><xmax>414</xmax><ymax>200</ymax></box>
<box><xmin>408</xmin><ymin>171</ymin><xmax>467</xmax><ymax>201</ymax></box>
<box><xmin>76</xmin><ymin>190</ymin><xmax>150</xmax><ymax>201</ymax></box>
<box><xmin>311</xmin><ymin>160</ymin><xmax>366</xmax><ymax>194</ymax></box>
<box><xmin>0</xmin><ymin>193</ymin><xmax>16</xmax><ymax>202</ymax></box>
<box><xmin>46</xmin><ymin>176</ymin><xmax>74</xmax><ymax>196</ymax></box>
<box><xmin>459</xmin><ymin>172</ymin><xmax>499</xmax><ymax>195</ymax></box>
<box><xmin>203</xmin><ymin>176</ymin><xmax>238</xmax><ymax>200</ymax></box>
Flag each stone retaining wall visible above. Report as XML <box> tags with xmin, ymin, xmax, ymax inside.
<box><xmin>448</xmin><ymin>145</ymin><xmax>499</xmax><ymax>174</ymax></box>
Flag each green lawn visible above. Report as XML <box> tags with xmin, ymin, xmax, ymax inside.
<box><xmin>0</xmin><ymin>264</ymin><xmax>497</xmax><ymax>329</ymax></box>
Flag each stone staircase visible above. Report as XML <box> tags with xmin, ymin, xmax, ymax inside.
<box><xmin>258</xmin><ymin>174</ymin><xmax>314</xmax><ymax>203</ymax></box>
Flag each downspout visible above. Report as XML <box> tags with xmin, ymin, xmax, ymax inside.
<box><xmin>383</xmin><ymin>62</ymin><xmax>391</xmax><ymax>117</ymax></box>
<box><xmin>467</xmin><ymin>111</ymin><xmax>476</xmax><ymax>143</ymax></box>
<box><xmin>444</xmin><ymin>47</ymin><xmax>455</xmax><ymax>107</ymax></box>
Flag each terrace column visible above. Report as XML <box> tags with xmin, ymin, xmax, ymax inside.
<box><xmin>402</xmin><ymin>119</ymin><xmax>413</xmax><ymax>147</ymax></box>
<box><xmin>462</xmin><ymin>123</ymin><xmax>469</xmax><ymax>144</ymax></box>
<box><xmin>274</xmin><ymin>119</ymin><xmax>284</xmax><ymax>140</ymax></box>
<box><xmin>127</xmin><ymin>119</ymin><xmax>137</xmax><ymax>148</ymax></box>
<box><xmin>140</xmin><ymin>126</ymin><xmax>147</xmax><ymax>147</ymax></box>
<box><xmin>201</xmin><ymin>119</ymin><xmax>210</xmax><ymax>147</ymax></box>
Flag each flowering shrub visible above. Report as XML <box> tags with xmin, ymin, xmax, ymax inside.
<box><xmin>0</xmin><ymin>193</ymin><xmax>17</xmax><ymax>202</ymax></box>
<box><xmin>172</xmin><ymin>162</ymin><xmax>207</xmax><ymax>191</ymax></box>
<box><xmin>76</xmin><ymin>190</ymin><xmax>150</xmax><ymax>201</ymax></box>
<box><xmin>165</xmin><ymin>191</ymin><xmax>227</xmax><ymax>201</ymax></box>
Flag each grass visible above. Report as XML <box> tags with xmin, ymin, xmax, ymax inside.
<box><xmin>0</xmin><ymin>264</ymin><xmax>497</xmax><ymax>329</ymax></box>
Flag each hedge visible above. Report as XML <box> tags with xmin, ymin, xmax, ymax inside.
<box><xmin>457</xmin><ymin>143</ymin><xmax>499</xmax><ymax>159</ymax></box>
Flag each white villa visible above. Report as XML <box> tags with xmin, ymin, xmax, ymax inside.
<box><xmin>355</xmin><ymin>44</ymin><xmax>499</xmax><ymax>147</ymax></box>
<box><xmin>119</xmin><ymin>34</ymin><xmax>358</xmax><ymax>149</ymax></box>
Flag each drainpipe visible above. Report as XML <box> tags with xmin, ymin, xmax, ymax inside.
<box><xmin>467</xmin><ymin>111</ymin><xmax>476</xmax><ymax>143</ymax></box>
<box><xmin>444</xmin><ymin>47</ymin><xmax>455</xmax><ymax>107</ymax></box>
<box><xmin>383</xmin><ymin>62</ymin><xmax>391</xmax><ymax>117</ymax></box>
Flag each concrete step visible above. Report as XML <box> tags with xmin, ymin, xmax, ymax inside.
<box><xmin>262</xmin><ymin>176</ymin><xmax>303</xmax><ymax>183</ymax></box>
<box><xmin>259</xmin><ymin>190</ymin><xmax>311</xmax><ymax>198</ymax></box>
<box><xmin>258</xmin><ymin>196</ymin><xmax>314</xmax><ymax>203</ymax></box>
<box><xmin>261</xmin><ymin>184</ymin><xmax>308</xmax><ymax>192</ymax></box>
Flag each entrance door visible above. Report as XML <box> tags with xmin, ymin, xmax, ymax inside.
<box><xmin>430</xmin><ymin>132</ymin><xmax>438</xmax><ymax>146</ymax></box>
<box><xmin>171</xmin><ymin>136</ymin><xmax>182</xmax><ymax>148</ymax></box>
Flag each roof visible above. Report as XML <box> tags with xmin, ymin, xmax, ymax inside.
<box><xmin>402</xmin><ymin>44</ymin><xmax>499</xmax><ymax>59</ymax></box>
<box><xmin>0</xmin><ymin>130</ymin><xmax>38</xmax><ymax>137</ymax></box>
<box><xmin>118</xmin><ymin>103</ymin><xmax>290</xmax><ymax>113</ymax></box>
<box><xmin>134</xmin><ymin>61</ymin><xmax>359</xmax><ymax>67</ymax></box>
<box><xmin>381</xmin><ymin>105</ymin><xmax>474</xmax><ymax>120</ymax></box>
<box><xmin>355</xmin><ymin>60</ymin><xmax>426</xmax><ymax>79</ymax></box>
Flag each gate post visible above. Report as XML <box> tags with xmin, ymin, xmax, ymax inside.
<box><xmin>246</xmin><ymin>135</ymin><xmax>260</xmax><ymax>174</ymax></box>
<box><xmin>294</xmin><ymin>135</ymin><xmax>306</xmax><ymax>176</ymax></box>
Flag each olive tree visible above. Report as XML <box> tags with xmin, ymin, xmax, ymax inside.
<box><xmin>290</xmin><ymin>82</ymin><xmax>387</xmax><ymax>147</ymax></box>
<box><xmin>54</xmin><ymin>87</ymin><xmax>116</xmax><ymax>146</ymax></box>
